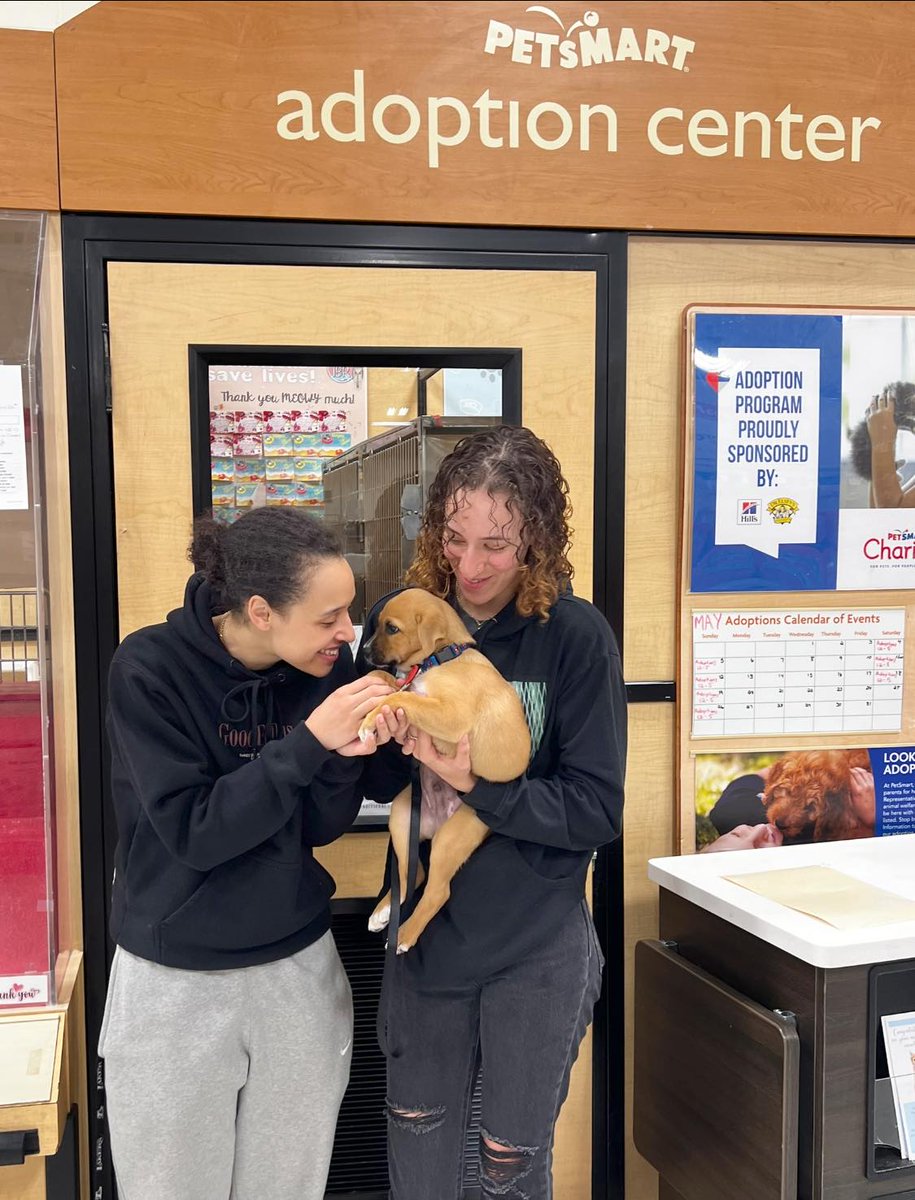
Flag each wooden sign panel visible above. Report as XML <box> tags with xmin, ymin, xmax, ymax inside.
<box><xmin>0</xmin><ymin>30</ymin><xmax>57</xmax><ymax>211</ymax></box>
<box><xmin>54</xmin><ymin>1</ymin><xmax>915</xmax><ymax>235</ymax></box>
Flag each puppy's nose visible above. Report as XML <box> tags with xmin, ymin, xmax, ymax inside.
<box><xmin>362</xmin><ymin>635</ymin><xmax>383</xmax><ymax>665</ymax></box>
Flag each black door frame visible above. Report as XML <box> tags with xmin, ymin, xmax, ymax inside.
<box><xmin>61</xmin><ymin>214</ymin><xmax>628</xmax><ymax>1200</ymax></box>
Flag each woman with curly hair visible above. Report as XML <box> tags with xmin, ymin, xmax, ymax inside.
<box><xmin>361</xmin><ymin>424</ymin><xmax>627</xmax><ymax>1200</ymax></box>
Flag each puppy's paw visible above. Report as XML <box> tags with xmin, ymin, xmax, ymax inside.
<box><xmin>368</xmin><ymin>903</ymin><xmax>390</xmax><ymax>932</ymax></box>
<box><xmin>394</xmin><ymin>914</ymin><xmax>422</xmax><ymax>953</ymax></box>
<box><xmin>358</xmin><ymin>711</ymin><xmax>380</xmax><ymax>743</ymax></box>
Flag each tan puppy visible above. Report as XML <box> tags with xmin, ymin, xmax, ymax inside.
<box><xmin>360</xmin><ymin>589</ymin><xmax>531</xmax><ymax>952</ymax></box>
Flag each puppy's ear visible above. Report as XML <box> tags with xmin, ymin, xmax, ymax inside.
<box><xmin>416</xmin><ymin>609</ymin><xmax>447</xmax><ymax>657</ymax></box>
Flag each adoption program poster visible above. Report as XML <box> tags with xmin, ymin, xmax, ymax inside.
<box><xmin>690</xmin><ymin>310</ymin><xmax>915</xmax><ymax>592</ymax></box>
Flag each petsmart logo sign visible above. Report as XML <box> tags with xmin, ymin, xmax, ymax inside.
<box><xmin>275</xmin><ymin>8</ymin><xmax>882</xmax><ymax>170</ymax></box>
<box><xmin>484</xmin><ymin>7</ymin><xmax>695</xmax><ymax>71</ymax></box>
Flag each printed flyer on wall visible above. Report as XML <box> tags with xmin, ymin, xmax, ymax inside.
<box><xmin>689</xmin><ymin>310</ymin><xmax>915</xmax><ymax>592</ymax></box>
<box><xmin>207</xmin><ymin>364</ymin><xmax>367</xmax><ymax>523</ymax></box>
<box><xmin>691</xmin><ymin>606</ymin><xmax>905</xmax><ymax>739</ymax></box>
<box><xmin>881</xmin><ymin>1011</ymin><xmax>915</xmax><ymax>1162</ymax></box>
<box><xmin>693</xmin><ymin>745</ymin><xmax>915</xmax><ymax>851</ymax></box>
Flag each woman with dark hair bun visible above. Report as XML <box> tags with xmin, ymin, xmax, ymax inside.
<box><xmin>99</xmin><ymin>505</ymin><xmax>400</xmax><ymax>1200</ymax></box>
<box><xmin>360</xmin><ymin>425</ymin><xmax>627</xmax><ymax>1200</ymax></box>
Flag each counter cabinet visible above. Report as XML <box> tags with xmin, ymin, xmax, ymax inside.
<box><xmin>636</xmin><ymin>837</ymin><xmax>915</xmax><ymax>1200</ymax></box>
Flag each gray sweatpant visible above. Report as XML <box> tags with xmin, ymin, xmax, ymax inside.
<box><xmin>99</xmin><ymin>932</ymin><xmax>353</xmax><ymax>1200</ymax></box>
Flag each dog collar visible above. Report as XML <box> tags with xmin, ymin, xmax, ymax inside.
<box><xmin>397</xmin><ymin>642</ymin><xmax>474</xmax><ymax>691</ymax></box>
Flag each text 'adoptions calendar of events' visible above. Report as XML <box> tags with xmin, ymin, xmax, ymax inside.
<box><xmin>692</xmin><ymin>608</ymin><xmax>905</xmax><ymax>738</ymax></box>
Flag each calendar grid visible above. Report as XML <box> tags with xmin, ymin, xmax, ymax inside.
<box><xmin>692</xmin><ymin>609</ymin><xmax>905</xmax><ymax>738</ymax></box>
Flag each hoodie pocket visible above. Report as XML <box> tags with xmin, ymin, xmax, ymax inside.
<box><xmin>97</xmin><ymin>946</ymin><xmax>124</xmax><ymax>1056</ymax></box>
<box><xmin>159</xmin><ymin>853</ymin><xmax>335</xmax><ymax>956</ymax></box>
<box><xmin>581</xmin><ymin>898</ymin><xmax>606</xmax><ymax>972</ymax></box>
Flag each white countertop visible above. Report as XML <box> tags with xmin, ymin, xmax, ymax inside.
<box><xmin>649</xmin><ymin>834</ymin><xmax>915</xmax><ymax>968</ymax></box>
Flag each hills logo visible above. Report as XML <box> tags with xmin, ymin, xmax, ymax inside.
<box><xmin>484</xmin><ymin>6</ymin><xmax>696</xmax><ymax>71</ymax></box>
<box><xmin>738</xmin><ymin>499</ymin><xmax>760</xmax><ymax>525</ymax></box>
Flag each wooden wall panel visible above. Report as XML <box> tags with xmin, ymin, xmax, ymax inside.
<box><xmin>0</xmin><ymin>30</ymin><xmax>58</xmax><ymax>211</ymax></box>
<box><xmin>0</xmin><ymin>1157</ymin><xmax>44</xmax><ymax>1200</ymax></box>
<box><xmin>623</xmin><ymin>703</ymin><xmax>675</xmax><ymax>1200</ymax></box>
<box><xmin>624</xmin><ymin>261</ymin><xmax>680</xmax><ymax>683</ymax></box>
<box><xmin>105</xmin><ymin>262</ymin><xmax>594</xmax><ymax>637</ymax></box>
<box><xmin>54</xmin><ymin>1</ymin><xmax>915</xmax><ymax>236</ymax></box>
<box><xmin>624</xmin><ymin>235</ymin><xmax>915</xmax><ymax>1198</ymax></box>
<box><xmin>366</xmin><ymin>368</ymin><xmax>418</xmax><ymax>437</ymax></box>
<box><xmin>553</xmin><ymin>867</ymin><xmax>595</xmax><ymax>1200</ymax></box>
<box><xmin>625</xmin><ymin>237</ymin><xmax>915</xmax><ymax>682</ymax></box>
<box><xmin>314</xmin><ymin>833</ymin><xmax>387</xmax><ymax>899</ymax></box>
<box><xmin>426</xmin><ymin>372</ymin><xmax>445</xmax><ymax>416</ymax></box>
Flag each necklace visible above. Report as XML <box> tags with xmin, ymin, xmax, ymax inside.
<box><xmin>216</xmin><ymin>613</ymin><xmax>230</xmax><ymax>647</ymax></box>
<box><xmin>455</xmin><ymin>594</ymin><xmax>492</xmax><ymax>633</ymax></box>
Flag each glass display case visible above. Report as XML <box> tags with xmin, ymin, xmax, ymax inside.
<box><xmin>0</xmin><ymin>212</ymin><xmax>56</xmax><ymax>1007</ymax></box>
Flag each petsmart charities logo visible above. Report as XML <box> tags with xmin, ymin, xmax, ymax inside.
<box><xmin>484</xmin><ymin>7</ymin><xmax>695</xmax><ymax>71</ymax></box>
<box><xmin>864</xmin><ymin>529</ymin><xmax>915</xmax><ymax>561</ymax></box>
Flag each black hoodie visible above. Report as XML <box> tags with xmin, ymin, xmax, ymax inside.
<box><xmin>361</xmin><ymin>588</ymin><xmax>627</xmax><ymax>988</ymax></box>
<box><xmin>105</xmin><ymin>574</ymin><xmax>363</xmax><ymax>970</ymax></box>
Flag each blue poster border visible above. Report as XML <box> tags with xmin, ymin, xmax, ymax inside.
<box><xmin>689</xmin><ymin>310</ymin><xmax>843</xmax><ymax>593</ymax></box>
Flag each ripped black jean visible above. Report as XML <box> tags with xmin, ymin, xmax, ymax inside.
<box><xmin>382</xmin><ymin>899</ymin><xmax>604</xmax><ymax>1200</ymax></box>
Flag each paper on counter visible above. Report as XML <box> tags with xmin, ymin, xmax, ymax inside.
<box><xmin>0</xmin><ymin>1014</ymin><xmax>61</xmax><ymax>1105</ymax></box>
<box><xmin>723</xmin><ymin>865</ymin><xmax>915</xmax><ymax>930</ymax></box>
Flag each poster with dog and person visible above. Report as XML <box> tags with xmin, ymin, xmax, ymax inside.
<box><xmin>689</xmin><ymin>308</ymin><xmax>915</xmax><ymax>592</ymax></box>
<box><xmin>695</xmin><ymin>746</ymin><xmax>915</xmax><ymax>851</ymax></box>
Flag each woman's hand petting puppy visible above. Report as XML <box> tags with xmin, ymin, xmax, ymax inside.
<box><xmin>305</xmin><ymin>677</ymin><xmax>399</xmax><ymax>756</ymax></box>
<box><xmin>400</xmin><ymin>728</ymin><xmax>478</xmax><ymax>794</ymax></box>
